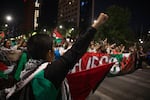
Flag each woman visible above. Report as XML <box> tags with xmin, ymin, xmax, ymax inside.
<box><xmin>7</xmin><ymin>13</ymin><xmax>109</xmax><ymax>100</ymax></box>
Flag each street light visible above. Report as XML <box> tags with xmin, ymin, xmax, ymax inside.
<box><xmin>6</xmin><ymin>15</ymin><xmax>12</xmax><ymax>22</ymax></box>
<box><xmin>5</xmin><ymin>15</ymin><xmax>13</xmax><ymax>38</ymax></box>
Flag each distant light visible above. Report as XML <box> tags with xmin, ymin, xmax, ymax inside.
<box><xmin>69</xmin><ymin>1</ymin><xmax>72</xmax><ymax>5</ymax></box>
<box><xmin>71</xmin><ymin>28</ymin><xmax>74</xmax><ymax>31</ymax></box>
<box><xmin>6</xmin><ymin>15</ymin><xmax>12</xmax><ymax>22</ymax></box>
<box><xmin>148</xmin><ymin>30</ymin><xmax>150</xmax><ymax>33</ymax></box>
<box><xmin>43</xmin><ymin>29</ymin><xmax>46</xmax><ymax>32</ymax></box>
<box><xmin>5</xmin><ymin>24</ymin><xmax>8</xmax><ymax>27</ymax></box>
<box><xmin>140</xmin><ymin>41</ymin><xmax>143</xmax><ymax>44</ymax></box>
<box><xmin>81</xmin><ymin>2</ymin><xmax>85</xmax><ymax>6</ymax></box>
<box><xmin>139</xmin><ymin>39</ymin><xmax>142</xmax><ymax>41</ymax></box>
<box><xmin>59</xmin><ymin>25</ymin><xmax>63</xmax><ymax>29</ymax></box>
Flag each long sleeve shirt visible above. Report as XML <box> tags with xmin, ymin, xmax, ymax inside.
<box><xmin>7</xmin><ymin>27</ymin><xmax>97</xmax><ymax>100</ymax></box>
<box><xmin>45</xmin><ymin>27</ymin><xmax>97</xmax><ymax>89</ymax></box>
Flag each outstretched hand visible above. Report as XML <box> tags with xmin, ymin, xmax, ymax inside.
<box><xmin>92</xmin><ymin>13</ymin><xmax>109</xmax><ymax>29</ymax></box>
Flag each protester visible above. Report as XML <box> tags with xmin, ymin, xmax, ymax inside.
<box><xmin>5</xmin><ymin>13</ymin><xmax>109</xmax><ymax>100</ymax></box>
<box><xmin>136</xmin><ymin>46</ymin><xmax>146</xmax><ymax>69</ymax></box>
<box><xmin>1</xmin><ymin>39</ymin><xmax>22</xmax><ymax>60</ymax></box>
<box><xmin>0</xmin><ymin>39</ymin><xmax>28</xmax><ymax>90</ymax></box>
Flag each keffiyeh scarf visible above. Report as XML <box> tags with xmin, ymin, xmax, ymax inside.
<box><xmin>20</xmin><ymin>59</ymin><xmax>43</xmax><ymax>80</ymax></box>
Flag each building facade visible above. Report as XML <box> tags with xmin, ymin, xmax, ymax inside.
<box><xmin>23</xmin><ymin>0</ymin><xmax>94</xmax><ymax>33</ymax></box>
<box><xmin>23</xmin><ymin>0</ymin><xmax>59</xmax><ymax>33</ymax></box>
<box><xmin>23</xmin><ymin>0</ymin><xmax>41</xmax><ymax>33</ymax></box>
<box><xmin>23</xmin><ymin>0</ymin><xmax>34</xmax><ymax>33</ymax></box>
<box><xmin>57</xmin><ymin>0</ymin><xmax>94</xmax><ymax>30</ymax></box>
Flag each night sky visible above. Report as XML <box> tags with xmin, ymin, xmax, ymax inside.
<box><xmin>0</xmin><ymin>0</ymin><xmax>150</xmax><ymax>33</ymax></box>
<box><xmin>0</xmin><ymin>0</ymin><xmax>24</xmax><ymax>26</ymax></box>
<box><xmin>95</xmin><ymin>0</ymin><xmax>150</xmax><ymax>33</ymax></box>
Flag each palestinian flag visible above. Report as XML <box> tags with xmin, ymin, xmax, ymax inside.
<box><xmin>0</xmin><ymin>62</ymin><xmax>7</xmax><ymax>71</ymax></box>
<box><xmin>0</xmin><ymin>62</ymin><xmax>8</xmax><ymax>79</ymax></box>
<box><xmin>109</xmin><ymin>53</ymin><xmax>135</xmax><ymax>76</ymax></box>
<box><xmin>120</xmin><ymin>53</ymin><xmax>135</xmax><ymax>74</ymax></box>
<box><xmin>65</xmin><ymin>52</ymin><xmax>114</xmax><ymax>99</ymax></box>
<box><xmin>0</xmin><ymin>31</ymin><xmax>5</xmax><ymax>40</ymax></box>
<box><xmin>65</xmin><ymin>52</ymin><xmax>135</xmax><ymax>99</ymax></box>
<box><xmin>52</xmin><ymin>29</ymin><xmax>63</xmax><ymax>44</ymax></box>
<box><xmin>109</xmin><ymin>54</ymin><xmax>123</xmax><ymax>75</ymax></box>
<box><xmin>66</xmin><ymin>63</ymin><xmax>114</xmax><ymax>100</ymax></box>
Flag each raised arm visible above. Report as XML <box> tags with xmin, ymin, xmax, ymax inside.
<box><xmin>45</xmin><ymin>13</ymin><xmax>109</xmax><ymax>89</ymax></box>
<box><xmin>92</xmin><ymin>13</ymin><xmax>108</xmax><ymax>29</ymax></box>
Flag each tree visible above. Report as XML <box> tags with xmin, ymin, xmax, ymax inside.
<box><xmin>96</xmin><ymin>5</ymin><xmax>133</xmax><ymax>45</ymax></box>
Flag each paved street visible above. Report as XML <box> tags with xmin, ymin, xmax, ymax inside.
<box><xmin>87</xmin><ymin>68</ymin><xmax>150</xmax><ymax>100</ymax></box>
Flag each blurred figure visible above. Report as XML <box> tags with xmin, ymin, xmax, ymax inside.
<box><xmin>137</xmin><ymin>46</ymin><xmax>146</xmax><ymax>69</ymax></box>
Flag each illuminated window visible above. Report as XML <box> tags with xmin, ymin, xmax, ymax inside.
<box><xmin>69</xmin><ymin>1</ymin><xmax>72</xmax><ymax>5</ymax></box>
<box><xmin>81</xmin><ymin>2</ymin><xmax>85</xmax><ymax>6</ymax></box>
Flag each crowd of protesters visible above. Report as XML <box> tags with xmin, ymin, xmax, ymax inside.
<box><xmin>0</xmin><ymin>28</ymin><xmax>150</xmax><ymax>80</ymax></box>
<box><xmin>0</xmin><ymin>13</ymin><xmax>109</xmax><ymax>100</ymax></box>
<box><xmin>0</xmin><ymin>13</ymin><xmax>149</xmax><ymax>100</ymax></box>
<box><xmin>87</xmin><ymin>39</ymin><xmax>150</xmax><ymax>69</ymax></box>
<box><xmin>53</xmin><ymin>37</ymin><xmax>150</xmax><ymax>68</ymax></box>
<box><xmin>0</xmin><ymin>28</ymin><xmax>150</xmax><ymax>77</ymax></box>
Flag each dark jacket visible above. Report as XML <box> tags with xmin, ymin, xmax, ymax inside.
<box><xmin>8</xmin><ymin>27</ymin><xmax>97</xmax><ymax>100</ymax></box>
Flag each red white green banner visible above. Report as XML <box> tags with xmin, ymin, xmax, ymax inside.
<box><xmin>0</xmin><ymin>52</ymin><xmax>135</xmax><ymax>99</ymax></box>
<box><xmin>66</xmin><ymin>52</ymin><xmax>135</xmax><ymax>99</ymax></box>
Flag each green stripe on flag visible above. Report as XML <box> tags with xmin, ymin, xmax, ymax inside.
<box><xmin>55</xmin><ymin>38</ymin><xmax>62</xmax><ymax>44</ymax></box>
<box><xmin>0</xmin><ymin>71</ymin><xmax>8</xmax><ymax>79</ymax></box>
<box><xmin>111</xmin><ymin>54</ymin><xmax>123</xmax><ymax>63</ymax></box>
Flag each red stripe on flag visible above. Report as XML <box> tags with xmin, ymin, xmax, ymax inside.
<box><xmin>53</xmin><ymin>29</ymin><xmax>63</xmax><ymax>39</ymax></box>
<box><xmin>0</xmin><ymin>32</ymin><xmax>5</xmax><ymax>38</ymax></box>
<box><xmin>66</xmin><ymin>63</ymin><xmax>114</xmax><ymax>100</ymax></box>
<box><xmin>0</xmin><ymin>62</ymin><xmax>8</xmax><ymax>71</ymax></box>
<box><xmin>121</xmin><ymin>54</ymin><xmax>135</xmax><ymax>74</ymax></box>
